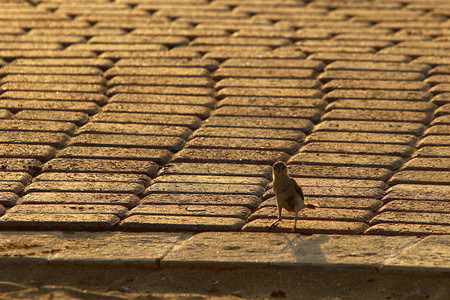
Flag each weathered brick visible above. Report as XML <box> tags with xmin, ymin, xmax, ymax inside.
<box><xmin>319</xmin><ymin>70</ymin><xmax>424</xmax><ymax>81</ymax></box>
<box><xmin>243</xmin><ymin>218</ymin><xmax>368</xmax><ymax>234</ymax></box>
<box><xmin>418</xmin><ymin>135</ymin><xmax>450</xmax><ymax>147</ymax></box>
<box><xmin>129</xmin><ymin>204</ymin><xmax>250</xmax><ymax>219</ymax></box>
<box><xmin>370</xmin><ymin>211</ymin><xmax>450</xmax><ymax>226</ymax></box>
<box><xmin>379</xmin><ymin>200</ymin><xmax>450</xmax><ymax>214</ymax></box>
<box><xmin>428</xmin><ymin>66</ymin><xmax>450</xmax><ymax>76</ymax></box>
<box><xmin>35</xmin><ymin>172</ymin><xmax>150</xmax><ymax>185</ymax></box>
<box><xmin>104</xmin><ymin>67</ymin><xmax>210</xmax><ymax>78</ymax></box>
<box><xmin>0</xmin><ymin>100</ymin><xmax>100</xmax><ymax>115</ymax></box>
<box><xmin>0</xmin><ymin>42</ymin><xmax>62</xmax><ymax>50</ymax></box>
<box><xmin>324</xmin><ymin>89</ymin><xmax>431</xmax><ymax>101</ymax></box>
<box><xmin>67</xmin><ymin>43</ymin><xmax>166</xmax><ymax>52</ymax></box>
<box><xmin>8</xmin><ymin>204</ymin><xmax>128</xmax><ymax>217</ymax></box>
<box><xmin>153</xmin><ymin>174</ymin><xmax>268</xmax><ymax>187</ymax></box>
<box><xmin>213</xmin><ymin>68</ymin><xmax>316</xmax><ymax>80</ymax></box>
<box><xmin>99</xmin><ymin>49</ymin><xmax>201</xmax><ymax>60</ymax></box>
<box><xmin>214</xmin><ymin>106</ymin><xmax>322</xmax><ymax>121</ymax></box>
<box><xmin>379</xmin><ymin>47</ymin><xmax>450</xmax><ymax>57</ymax></box>
<box><xmin>333</xmin><ymin>33</ymin><xmax>430</xmax><ymax>43</ymax></box>
<box><xmin>20</xmin><ymin>192</ymin><xmax>139</xmax><ymax>208</ymax></box>
<box><xmin>57</xmin><ymin>146</ymin><xmax>174</xmax><ymax>163</ymax></box>
<box><xmin>0</xmin><ymin>50</ymin><xmax>96</xmax><ymax>59</ymax></box>
<box><xmin>110</xmin><ymin>94</ymin><xmax>216</xmax><ymax>108</ymax></box>
<box><xmin>321</xmin><ymin>109</ymin><xmax>432</xmax><ymax>123</ymax></box>
<box><xmin>1</xmin><ymin>91</ymin><xmax>108</xmax><ymax>105</ymax></box>
<box><xmin>14</xmin><ymin>110</ymin><xmax>89</xmax><ymax>126</ymax></box>
<box><xmin>159</xmin><ymin>162</ymin><xmax>272</xmax><ymax>178</ymax></box>
<box><xmin>88</xmin><ymin>35</ymin><xmax>189</xmax><ymax>47</ymax></box>
<box><xmin>191</xmin><ymin>36</ymin><xmax>290</xmax><ymax>47</ymax></box>
<box><xmin>0</xmin><ymin>171</ymin><xmax>31</xmax><ymax>184</ymax></box>
<box><xmin>401</xmin><ymin>157</ymin><xmax>450</xmax><ymax>170</ymax></box>
<box><xmin>426</xmin><ymin>75</ymin><xmax>450</xmax><ymax>85</ymax></box>
<box><xmin>0</xmin><ymin>144</ymin><xmax>56</xmax><ymax>161</ymax></box>
<box><xmin>192</xmin><ymin>126</ymin><xmax>305</xmax><ymax>141</ymax></box>
<box><xmin>115</xmin><ymin>57</ymin><xmax>218</xmax><ymax>70</ymax></box>
<box><xmin>141</xmin><ymin>193</ymin><xmax>261</xmax><ymax>210</ymax></box>
<box><xmin>322</xmin><ymin>80</ymin><xmax>429</xmax><ymax>92</ymax></box>
<box><xmin>24</xmin><ymin>181</ymin><xmax>144</xmax><ymax>194</ymax></box>
<box><xmin>27</xmin><ymin>27</ymin><xmax>127</xmax><ymax>37</ymax></box>
<box><xmin>300</xmin><ymin>142</ymin><xmax>414</xmax><ymax>156</ymax></box>
<box><xmin>290</xmin><ymin>152</ymin><xmax>404</xmax><ymax>170</ymax></box>
<box><xmin>107</xmin><ymin>86</ymin><xmax>214</xmax><ymax>97</ymax></box>
<box><xmin>0</xmin><ymin>213</ymin><xmax>120</xmax><ymax>230</ymax></box>
<box><xmin>216</xmin><ymin>78</ymin><xmax>321</xmax><ymax>89</ymax></box>
<box><xmin>0</xmin><ymin>65</ymin><xmax>102</xmax><ymax>76</ymax></box>
<box><xmin>423</xmin><ymin>125</ymin><xmax>450</xmax><ymax>136</ymax></box>
<box><xmin>11</xmin><ymin>58</ymin><xmax>114</xmax><ymax>69</ymax></box>
<box><xmin>42</xmin><ymin>158</ymin><xmax>159</xmax><ymax>176</ymax></box>
<box><xmin>260</xmin><ymin>196</ymin><xmax>382</xmax><ymax>211</ymax></box>
<box><xmin>0</xmin><ymin>131</ymin><xmax>69</xmax><ymax>148</ymax></box>
<box><xmin>314</xmin><ymin>120</ymin><xmax>426</xmax><ymax>135</ymax></box>
<box><xmin>431</xmin><ymin>115</ymin><xmax>450</xmax><ymax>126</ymax></box>
<box><xmin>218</xmin><ymin>96</ymin><xmax>326</xmax><ymax>108</ymax></box>
<box><xmin>285</xmin><ymin>164</ymin><xmax>392</xmax><ymax>181</ymax></box>
<box><xmin>2</xmin><ymin>82</ymin><xmax>106</xmax><ymax>94</ymax></box>
<box><xmin>204</xmin><ymin>116</ymin><xmax>314</xmax><ymax>131</ymax></box>
<box><xmin>366</xmin><ymin>223</ymin><xmax>450</xmax><ymax>235</ymax></box>
<box><xmin>172</xmin><ymin>148</ymin><xmax>289</xmax><ymax>165</ymax></box>
<box><xmin>79</xmin><ymin>123</ymin><xmax>191</xmax><ymax>139</ymax></box>
<box><xmin>0</xmin><ymin>120</ymin><xmax>76</xmax><ymax>134</ymax></box>
<box><xmin>121</xmin><ymin>215</ymin><xmax>245</xmax><ymax>231</ymax></box>
<box><xmin>0</xmin><ymin>182</ymin><xmax>25</xmax><ymax>194</ymax></box>
<box><xmin>91</xmin><ymin>112</ymin><xmax>202</xmax><ymax>129</ymax></box>
<box><xmin>130</xmin><ymin>27</ymin><xmax>228</xmax><ymax>38</ymax></box>
<box><xmin>308</xmin><ymin>52</ymin><xmax>410</xmax><ymax>63</ymax></box>
<box><xmin>103</xmin><ymin>103</ymin><xmax>211</xmax><ymax>119</ymax></box>
<box><xmin>0</xmin><ymin>192</ymin><xmax>16</xmax><ymax>207</ymax></box>
<box><xmin>0</xmin><ymin>158</ymin><xmax>42</xmax><ymax>173</ymax></box>
<box><xmin>220</xmin><ymin>58</ymin><xmax>324</xmax><ymax>70</ymax></box>
<box><xmin>326</xmin><ymin>100</ymin><xmax>436</xmax><ymax>113</ymax></box>
<box><xmin>108</xmin><ymin>76</ymin><xmax>214</xmax><ymax>88</ymax></box>
<box><xmin>187</xmin><ymin>137</ymin><xmax>300</xmax><ymax>154</ymax></box>
<box><xmin>216</xmin><ymin>87</ymin><xmax>321</xmax><ymax>99</ymax></box>
<box><xmin>0</xmin><ymin>109</ymin><xmax>11</xmax><ymax>118</ymax></box>
<box><xmin>383</xmin><ymin>184</ymin><xmax>450</xmax><ymax>202</ymax></box>
<box><xmin>2</xmin><ymin>74</ymin><xmax>106</xmax><ymax>84</ymax></box>
<box><xmin>412</xmin><ymin>56</ymin><xmax>450</xmax><ymax>65</ymax></box>
<box><xmin>389</xmin><ymin>170</ymin><xmax>450</xmax><ymax>185</ymax></box>
<box><xmin>329</xmin><ymin>61</ymin><xmax>429</xmax><ymax>73</ymax></box>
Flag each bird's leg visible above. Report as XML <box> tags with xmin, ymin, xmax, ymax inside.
<box><xmin>270</xmin><ymin>205</ymin><xmax>282</xmax><ymax>228</ymax></box>
<box><xmin>293</xmin><ymin>203</ymin><xmax>300</xmax><ymax>232</ymax></box>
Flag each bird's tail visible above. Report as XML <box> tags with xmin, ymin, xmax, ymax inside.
<box><xmin>305</xmin><ymin>203</ymin><xmax>319</xmax><ymax>209</ymax></box>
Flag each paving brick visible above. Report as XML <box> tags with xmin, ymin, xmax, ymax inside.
<box><xmin>0</xmin><ymin>42</ymin><xmax>62</xmax><ymax>50</ymax></box>
<box><xmin>191</xmin><ymin>36</ymin><xmax>290</xmax><ymax>47</ymax></box>
<box><xmin>0</xmin><ymin>66</ymin><xmax>102</xmax><ymax>76</ymax></box>
<box><xmin>129</xmin><ymin>204</ymin><xmax>250</xmax><ymax>219</ymax></box>
<box><xmin>20</xmin><ymin>192</ymin><xmax>139</xmax><ymax>208</ymax></box>
<box><xmin>216</xmin><ymin>78</ymin><xmax>321</xmax><ymax>89</ymax></box>
<box><xmin>108</xmin><ymin>76</ymin><xmax>214</xmax><ymax>88</ymax></box>
<box><xmin>11</xmin><ymin>58</ymin><xmax>114</xmax><ymax>69</ymax></box>
<box><xmin>27</xmin><ymin>27</ymin><xmax>127</xmax><ymax>37</ymax></box>
<box><xmin>0</xmin><ymin>50</ymin><xmax>96</xmax><ymax>59</ymax></box>
<box><xmin>0</xmin><ymin>171</ymin><xmax>31</xmax><ymax>184</ymax></box>
<box><xmin>322</xmin><ymin>80</ymin><xmax>429</xmax><ymax>92</ymax></box>
<box><xmin>285</xmin><ymin>164</ymin><xmax>392</xmax><ymax>181</ymax></box>
<box><xmin>220</xmin><ymin>58</ymin><xmax>324</xmax><ymax>70</ymax></box>
<box><xmin>99</xmin><ymin>49</ymin><xmax>201</xmax><ymax>60</ymax></box>
<box><xmin>8</xmin><ymin>204</ymin><xmax>129</xmax><ymax>218</ymax></box>
<box><xmin>426</xmin><ymin>75</ymin><xmax>450</xmax><ymax>86</ymax></box>
<box><xmin>218</xmin><ymin>97</ymin><xmax>326</xmax><ymax>108</ymax></box>
<box><xmin>307</xmin><ymin>52</ymin><xmax>410</xmax><ymax>63</ymax></box>
<box><xmin>144</xmin><ymin>182</ymin><xmax>265</xmax><ymax>196</ymax></box>
<box><xmin>104</xmin><ymin>66</ymin><xmax>209</xmax><ymax>78</ymax></box>
<box><xmin>379</xmin><ymin>47</ymin><xmax>450</xmax><ymax>57</ymax></box>
<box><xmin>0</xmin><ymin>120</ymin><xmax>75</xmax><ymax>134</ymax></box>
<box><xmin>290</xmin><ymin>152</ymin><xmax>404</xmax><ymax>170</ymax></box>
<box><xmin>35</xmin><ymin>172</ymin><xmax>151</xmax><ymax>186</ymax></box>
<box><xmin>423</xmin><ymin>125</ymin><xmax>450</xmax><ymax>136</ymax></box>
<box><xmin>130</xmin><ymin>27</ymin><xmax>229</xmax><ymax>38</ymax></box>
<box><xmin>24</xmin><ymin>181</ymin><xmax>144</xmax><ymax>194</ymax></box>
<box><xmin>369</xmin><ymin>222</ymin><xmax>450</xmax><ymax>235</ymax></box>
<box><xmin>1</xmin><ymin>91</ymin><xmax>108</xmax><ymax>106</ymax></box>
<box><xmin>204</xmin><ymin>116</ymin><xmax>314</xmax><ymax>131</ymax></box>
<box><xmin>79</xmin><ymin>123</ymin><xmax>191</xmax><ymax>139</ymax></box>
<box><xmin>42</xmin><ymin>158</ymin><xmax>159</xmax><ymax>176</ymax></box>
<box><xmin>379</xmin><ymin>200</ymin><xmax>450</xmax><ymax>214</ymax></box>
<box><xmin>214</xmin><ymin>106</ymin><xmax>322</xmax><ymax>121</ymax></box>
<box><xmin>389</xmin><ymin>170</ymin><xmax>450</xmax><ymax>185</ymax></box>
<box><xmin>243</xmin><ymin>218</ymin><xmax>368</xmax><ymax>234</ymax></box>
<box><xmin>103</xmin><ymin>103</ymin><xmax>211</xmax><ymax>119</ymax></box>
<box><xmin>0</xmin><ymin>100</ymin><xmax>100</xmax><ymax>115</ymax></box>
<box><xmin>57</xmin><ymin>146</ymin><xmax>174</xmax><ymax>163</ymax></box>
<box><xmin>91</xmin><ymin>112</ymin><xmax>202</xmax><ymax>130</ymax></box>
<box><xmin>0</xmin><ymin>109</ymin><xmax>12</xmax><ymax>118</ymax></box>
<box><xmin>314</xmin><ymin>120</ymin><xmax>426</xmax><ymax>135</ymax></box>
<box><xmin>213</xmin><ymin>68</ymin><xmax>316</xmax><ymax>80</ymax></box>
<box><xmin>232</xmin><ymin>29</ymin><xmax>331</xmax><ymax>40</ymax></box>
<box><xmin>250</xmin><ymin>206</ymin><xmax>374</xmax><ymax>222</ymax></box>
<box><xmin>121</xmin><ymin>215</ymin><xmax>245</xmax><ymax>232</ymax></box>
<box><xmin>412</xmin><ymin>56</ymin><xmax>450</xmax><ymax>65</ymax></box>
<box><xmin>324</xmin><ymin>61</ymin><xmax>430</xmax><ymax>73</ymax></box>
<box><xmin>333</xmin><ymin>33</ymin><xmax>430</xmax><ymax>43</ymax></box>
<box><xmin>428</xmin><ymin>66</ymin><xmax>450</xmax><ymax>76</ymax></box>
<box><xmin>300</xmin><ymin>142</ymin><xmax>414</xmax><ymax>157</ymax></box>
<box><xmin>1</xmin><ymin>82</ymin><xmax>106</xmax><ymax>94</ymax></box>
<box><xmin>383</xmin><ymin>184</ymin><xmax>450</xmax><ymax>202</ymax></box>
<box><xmin>115</xmin><ymin>58</ymin><xmax>218</xmax><ymax>70</ymax></box>
<box><xmin>0</xmin><ymin>182</ymin><xmax>25</xmax><ymax>194</ymax></box>
<box><xmin>107</xmin><ymin>85</ymin><xmax>214</xmax><ymax>97</ymax></box>
<box><xmin>88</xmin><ymin>35</ymin><xmax>189</xmax><ymax>47</ymax></box>
<box><xmin>321</xmin><ymin>109</ymin><xmax>432</xmax><ymax>123</ymax></box>
<box><xmin>0</xmin><ymin>204</ymin><xmax>4</xmax><ymax>216</ymax></box>
<box><xmin>0</xmin><ymin>158</ymin><xmax>42</xmax><ymax>173</ymax></box>
<box><xmin>141</xmin><ymin>193</ymin><xmax>261</xmax><ymax>210</ymax></box>
<box><xmin>431</xmin><ymin>115</ymin><xmax>450</xmax><ymax>126</ymax></box>
<box><xmin>67</xmin><ymin>43</ymin><xmax>167</xmax><ymax>52</ymax></box>
<box><xmin>187</xmin><ymin>137</ymin><xmax>300</xmax><ymax>154</ymax></box>
<box><xmin>402</xmin><ymin>157</ymin><xmax>450</xmax><ymax>170</ymax></box>
<box><xmin>159</xmin><ymin>163</ymin><xmax>272</xmax><ymax>178</ymax></box>
<box><xmin>435</xmin><ymin>104</ymin><xmax>450</xmax><ymax>117</ymax></box>
<box><xmin>0</xmin><ymin>213</ymin><xmax>120</xmax><ymax>231</ymax></box>
<box><xmin>216</xmin><ymin>87</ymin><xmax>321</xmax><ymax>99</ymax></box>
<box><xmin>2</xmin><ymin>74</ymin><xmax>106</xmax><ymax>84</ymax></box>
<box><xmin>14</xmin><ymin>110</ymin><xmax>89</xmax><ymax>126</ymax></box>
<box><xmin>324</xmin><ymin>89</ymin><xmax>431</xmax><ymax>102</ymax></box>
<box><xmin>260</xmin><ymin>196</ymin><xmax>382</xmax><ymax>211</ymax></box>
<box><xmin>110</xmin><ymin>94</ymin><xmax>216</xmax><ymax>108</ymax></box>
<box><xmin>319</xmin><ymin>70</ymin><xmax>424</xmax><ymax>81</ymax></box>
<box><xmin>415</xmin><ymin>146</ymin><xmax>449</xmax><ymax>157</ymax></box>
<box><xmin>192</xmin><ymin>126</ymin><xmax>305</xmax><ymax>141</ymax></box>
<box><xmin>370</xmin><ymin>211</ymin><xmax>450</xmax><ymax>226</ymax></box>
<box><xmin>172</xmin><ymin>148</ymin><xmax>289</xmax><ymax>165</ymax></box>
<box><xmin>0</xmin><ymin>131</ymin><xmax>69</xmax><ymax>148</ymax></box>
<box><xmin>326</xmin><ymin>100</ymin><xmax>436</xmax><ymax>113</ymax></box>
<box><xmin>153</xmin><ymin>174</ymin><xmax>268</xmax><ymax>186</ymax></box>
<box><xmin>0</xmin><ymin>144</ymin><xmax>56</xmax><ymax>161</ymax></box>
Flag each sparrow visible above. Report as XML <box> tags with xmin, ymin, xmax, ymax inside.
<box><xmin>270</xmin><ymin>161</ymin><xmax>318</xmax><ymax>231</ymax></box>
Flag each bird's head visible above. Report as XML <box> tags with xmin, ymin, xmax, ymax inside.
<box><xmin>272</xmin><ymin>161</ymin><xmax>288</xmax><ymax>178</ymax></box>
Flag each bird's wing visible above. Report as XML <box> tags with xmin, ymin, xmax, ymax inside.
<box><xmin>291</xmin><ymin>178</ymin><xmax>304</xmax><ymax>200</ymax></box>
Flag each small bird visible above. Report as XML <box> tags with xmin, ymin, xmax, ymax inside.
<box><xmin>270</xmin><ymin>161</ymin><xmax>318</xmax><ymax>231</ymax></box>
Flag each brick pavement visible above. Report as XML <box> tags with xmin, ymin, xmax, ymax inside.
<box><xmin>0</xmin><ymin>0</ymin><xmax>449</xmax><ymax>296</ymax></box>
